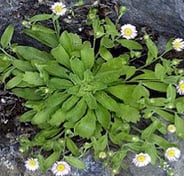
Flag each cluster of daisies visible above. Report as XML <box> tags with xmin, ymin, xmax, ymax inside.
<box><xmin>133</xmin><ymin>147</ymin><xmax>181</xmax><ymax>167</ymax></box>
<box><xmin>25</xmin><ymin>159</ymin><xmax>71</xmax><ymax>176</ymax></box>
<box><xmin>133</xmin><ymin>124</ymin><xmax>180</xmax><ymax>167</ymax></box>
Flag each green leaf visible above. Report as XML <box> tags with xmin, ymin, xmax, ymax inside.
<box><xmin>111</xmin><ymin>149</ymin><xmax>128</xmax><ymax>167</ymax></box>
<box><xmin>65</xmin><ymin>156</ymin><xmax>85</xmax><ymax>169</ymax></box>
<box><xmin>141</xmin><ymin>120</ymin><xmax>161</xmax><ymax>139</ymax></box>
<box><xmin>155</xmin><ymin>109</ymin><xmax>174</xmax><ymax>122</ymax></box>
<box><xmin>155</xmin><ymin>63</ymin><xmax>166</xmax><ymax>80</ymax></box>
<box><xmin>132</xmin><ymin>70</ymin><xmax>156</xmax><ymax>80</ymax></box>
<box><xmin>107</xmin><ymin>84</ymin><xmax>136</xmax><ymax>104</ymax></box>
<box><xmin>49</xmin><ymin>109</ymin><xmax>66</xmax><ymax>126</ymax></box>
<box><xmin>35</xmin><ymin>128</ymin><xmax>60</xmax><ymax>139</ymax></box>
<box><xmin>148</xmin><ymin>97</ymin><xmax>166</xmax><ymax>107</ymax></box>
<box><xmin>13</xmin><ymin>46</ymin><xmax>51</xmax><ymax>61</ymax></box>
<box><xmin>65</xmin><ymin>97</ymin><xmax>87</xmax><ymax>122</ymax></box>
<box><xmin>75</xmin><ymin>109</ymin><xmax>96</xmax><ymax>138</ymax></box>
<box><xmin>95</xmin><ymin>57</ymin><xmax>127</xmax><ymax>83</ymax></box>
<box><xmin>12</xmin><ymin>60</ymin><xmax>35</xmax><ymax>72</ymax></box>
<box><xmin>31</xmin><ymin>24</ymin><xmax>55</xmax><ymax>33</ymax></box>
<box><xmin>151</xmin><ymin>134</ymin><xmax>172</xmax><ymax>149</ymax></box>
<box><xmin>124</xmin><ymin>65</ymin><xmax>136</xmax><ymax>80</ymax></box>
<box><xmin>118</xmin><ymin>39</ymin><xmax>143</xmax><ymax>50</ymax></box>
<box><xmin>66</xmin><ymin>138</ymin><xmax>80</xmax><ymax>156</ymax></box>
<box><xmin>132</xmin><ymin>84</ymin><xmax>149</xmax><ymax>100</ymax></box>
<box><xmin>12</xmin><ymin>88</ymin><xmax>42</xmax><ymax>100</ymax></box>
<box><xmin>99</xmin><ymin>47</ymin><xmax>113</xmax><ymax>61</ymax></box>
<box><xmin>175</xmin><ymin>114</ymin><xmax>184</xmax><ymax>139</ymax></box>
<box><xmin>70</xmin><ymin>58</ymin><xmax>85</xmax><ymax>79</ymax></box>
<box><xmin>43</xmin><ymin>150</ymin><xmax>61</xmax><ymax>172</ymax></box>
<box><xmin>1</xmin><ymin>66</ymin><xmax>14</xmax><ymax>82</ymax></box>
<box><xmin>143</xmin><ymin>143</ymin><xmax>157</xmax><ymax>165</ymax></box>
<box><xmin>62</xmin><ymin>95</ymin><xmax>80</xmax><ymax>111</ymax></box>
<box><xmin>19</xmin><ymin>110</ymin><xmax>36</xmax><ymax>122</ymax></box>
<box><xmin>145</xmin><ymin>50</ymin><xmax>154</xmax><ymax>65</ymax></box>
<box><xmin>0</xmin><ymin>55</ymin><xmax>11</xmax><ymax>73</ymax></box>
<box><xmin>22</xmin><ymin>71</ymin><xmax>44</xmax><ymax>86</ymax></box>
<box><xmin>51</xmin><ymin>44</ymin><xmax>70</xmax><ymax>68</ymax></box>
<box><xmin>31</xmin><ymin>106</ymin><xmax>58</xmax><ymax>125</ymax></box>
<box><xmin>175</xmin><ymin>97</ymin><xmax>184</xmax><ymax>113</ymax></box>
<box><xmin>100</xmin><ymin>36</ymin><xmax>114</xmax><ymax>48</ymax></box>
<box><xmin>24</xmin><ymin>29</ymin><xmax>58</xmax><ymax>48</ymax></box>
<box><xmin>59</xmin><ymin>31</ymin><xmax>72</xmax><ymax>53</ymax></box>
<box><xmin>83</xmin><ymin>93</ymin><xmax>97</xmax><ymax>109</ymax></box>
<box><xmin>48</xmin><ymin>78</ymin><xmax>73</xmax><ymax>90</ymax></box>
<box><xmin>92</xmin><ymin>18</ymin><xmax>105</xmax><ymax>38</ymax></box>
<box><xmin>6</xmin><ymin>74</ymin><xmax>23</xmax><ymax>89</ymax></box>
<box><xmin>46</xmin><ymin>92</ymin><xmax>69</xmax><ymax>108</ymax></box>
<box><xmin>93</xmin><ymin>134</ymin><xmax>108</xmax><ymax>153</ymax></box>
<box><xmin>165</xmin><ymin>38</ymin><xmax>174</xmax><ymax>52</ymax></box>
<box><xmin>166</xmin><ymin>84</ymin><xmax>176</xmax><ymax>102</ymax></box>
<box><xmin>80</xmin><ymin>45</ymin><xmax>94</xmax><ymax>70</ymax></box>
<box><xmin>69</xmin><ymin>33</ymin><xmax>82</xmax><ymax>50</ymax></box>
<box><xmin>118</xmin><ymin>104</ymin><xmax>140</xmax><ymax>123</ymax></box>
<box><xmin>95</xmin><ymin>91</ymin><xmax>119</xmax><ymax>112</ymax></box>
<box><xmin>29</xmin><ymin>14</ymin><xmax>53</xmax><ymax>23</ymax></box>
<box><xmin>104</xmin><ymin>17</ymin><xmax>120</xmax><ymax>36</ymax></box>
<box><xmin>143</xmin><ymin>81</ymin><xmax>168</xmax><ymax>92</ymax></box>
<box><xmin>95</xmin><ymin>103</ymin><xmax>111</xmax><ymax>129</ymax></box>
<box><xmin>145</xmin><ymin>37</ymin><xmax>158</xmax><ymax>59</ymax></box>
<box><xmin>1</xmin><ymin>24</ymin><xmax>14</xmax><ymax>48</ymax></box>
<box><xmin>44</xmin><ymin>61</ymin><xmax>69</xmax><ymax>78</ymax></box>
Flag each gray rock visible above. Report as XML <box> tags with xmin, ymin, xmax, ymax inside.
<box><xmin>120</xmin><ymin>0</ymin><xmax>184</xmax><ymax>38</ymax></box>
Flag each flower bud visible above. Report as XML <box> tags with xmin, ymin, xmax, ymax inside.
<box><xmin>119</xmin><ymin>6</ymin><xmax>127</xmax><ymax>14</ymax></box>
<box><xmin>134</xmin><ymin>51</ymin><xmax>142</xmax><ymax>58</ymax></box>
<box><xmin>144</xmin><ymin>34</ymin><xmax>149</xmax><ymax>40</ymax></box>
<box><xmin>132</xmin><ymin>136</ymin><xmax>139</xmax><ymax>142</ymax></box>
<box><xmin>99</xmin><ymin>152</ymin><xmax>107</xmax><ymax>159</ymax></box>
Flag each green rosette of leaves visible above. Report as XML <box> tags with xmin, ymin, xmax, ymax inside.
<box><xmin>1</xmin><ymin>10</ymin><xmax>184</xmax><ymax>174</ymax></box>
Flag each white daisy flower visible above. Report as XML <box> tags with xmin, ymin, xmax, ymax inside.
<box><xmin>51</xmin><ymin>161</ymin><xmax>71</xmax><ymax>176</ymax></box>
<box><xmin>120</xmin><ymin>24</ymin><xmax>137</xmax><ymax>39</ymax></box>
<box><xmin>132</xmin><ymin>152</ymin><xmax>151</xmax><ymax>167</ymax></box>
<box><xmin>25</xmin><ymin>158</ymin><xmax>39</xmax><ymax>171</ymax></box>
<box><xmin>172</xmin><ymin>38</ymin><xmax>184</xmax><ymax>51</ymax></box>
<box><xmin>176</xmin><ymin>80</ymin><xmax>184</xmax><ymax>95</ymax></box>
<box><xmin>165</xmin><ymin>147</ymin><xmax>181</xmax><ymax>161</ymax></box>
<box><xmin>167</xmin><ymin>124</ymin><xmax>176</xmax><ymax>133</ymax></box>
<box><xmin>51</xmin><ymin>2</ymin><xmax>67</xmax><ymax>16</ymax></box>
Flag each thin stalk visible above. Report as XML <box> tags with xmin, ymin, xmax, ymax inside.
<box><xmin>0</xmin><ymin>47</ymin><xmax>13</xmax><ymax>59</ymax></box>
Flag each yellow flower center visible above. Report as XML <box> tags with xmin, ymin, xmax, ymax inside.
<box><xmin>167</xmin><ymin>149</ymin><xmax>175</xmax><ymax>157</ymax></box>
<box><xmin>124</xmin><ymin>28</ymin><xmax>133</xmax><ymax>36</ymax></box>
<box><xmin>173</xmin><ymin>42</ymin><xmax>182</xmax><ymax>49</ymax></box>
<box><xmin>56</xmin><ymin>164</ymin><xmax>65</xmax><ymax>171</ymax></box>
<box><xmin>179</xmin><ymin>83</ymin><xmax>184</xmax><ymax>91</ymax></box>
<box><xmin>28</xmin><ymin>160</ymin><xmax>37</xmax><ymax>167</ymax></box>
<box><xmin>137</xmin><ymin>155</ymin><xmax>146</xmax><ymax>162</ymax></box>
<box><xmin>54</xmin><ymin>5</ymin><xmax>63</xmax><ymax>13</ymax></box>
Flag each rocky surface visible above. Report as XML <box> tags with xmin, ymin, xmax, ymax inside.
<box><xmin>1</xmin><ymin>0</ymin><xmax>184</xmax><ymax>176</ymax></box>
<box><xmin>120</xmin><ymin>0</ymin><xmax>184</xmax><ymax>38</ymax></box>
